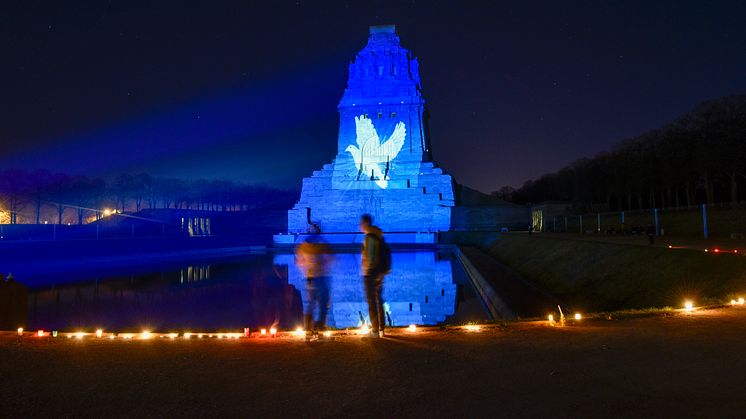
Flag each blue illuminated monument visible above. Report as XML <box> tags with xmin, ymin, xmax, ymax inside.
<box><xmin>278</xmin><ymin>25</ymin><xmax>454</xmax><ymax>243</ymax></box>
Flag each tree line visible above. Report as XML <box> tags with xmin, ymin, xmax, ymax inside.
<box><xmin>499</xmin><ymin>95</ymin><xmax>746</xmax><ymax>212</ymax></box>
<box><xmin>0</xmin><ymin>170</ymin><xmax>297</xmax><ymax>225</ymax></box>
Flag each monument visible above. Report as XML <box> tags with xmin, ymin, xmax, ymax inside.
<box><xmin>276</xmin><ymin>25</ymin><xmax>454</xmax><ymax>244</ymax></box>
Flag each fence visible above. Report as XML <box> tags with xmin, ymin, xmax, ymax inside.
<box><xmin>540</xmin><ymin>202</ymin><xmax>746</xmax><ymax>239</ymax></box>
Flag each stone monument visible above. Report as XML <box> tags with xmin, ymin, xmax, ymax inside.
<box><xmin>276</xmin><ymin>25</ymin><xmax>454</xmax><ymax>244</ymax></box>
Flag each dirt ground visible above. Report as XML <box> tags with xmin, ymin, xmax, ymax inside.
<box><xmin>1</xmin><ymin>308</ymin><xmax>745</xmax><ymax>418</ymax></box>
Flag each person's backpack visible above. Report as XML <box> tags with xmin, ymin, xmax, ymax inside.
<box><xmin>378</xmin><ymin>236</ymin><xmax>392</xmax><ymax>274</ymax></box>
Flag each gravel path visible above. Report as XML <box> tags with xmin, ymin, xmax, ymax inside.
<box><xmin>1</xmin><ymin>308</ymin><xmax>744</xmax><ymax>418</ymax></box>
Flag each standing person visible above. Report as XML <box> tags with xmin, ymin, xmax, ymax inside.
<box><xmin>295</xmin><ymin>223</ymin><xmax>333</xmax><ymax>341</ymax></box>
<box><xmin>359</xmin><ymin>214</ymin><xmax>391</xmax><ymax>338</ymax></box>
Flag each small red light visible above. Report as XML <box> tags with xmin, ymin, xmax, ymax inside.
<box><xmin>714</xmin><ymin>248</ymin><xmax>720</xmax><ymax>253</ymax></box>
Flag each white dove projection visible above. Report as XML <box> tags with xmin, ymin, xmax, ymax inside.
<box><xmin>345</xmin><ymin>115</ymin><xmax>406</xmax><ymax>189</ymax></box>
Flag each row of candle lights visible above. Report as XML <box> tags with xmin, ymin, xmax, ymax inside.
<box><xmin>16</xmin><ymin>298</ymin><xmax>745</xmax><ymax>338</ymax></box>
<box><xmin>15</xmin><ymin>324</ymin><xmax>429</xmax><ymax>339</ymax></box>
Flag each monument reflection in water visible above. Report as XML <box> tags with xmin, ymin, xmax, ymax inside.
<box><xmin>274</xmin><ymin>250</ymin><xmax>463</xmax><ymax>329</ymax></box>
<box><xmin>25</xmin><ymin>251</ymin><xmax>484</xmax><ymax>331</ymax></box>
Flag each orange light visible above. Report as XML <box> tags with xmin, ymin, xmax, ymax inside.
<box><xmin>684</xmin><ymin>301</ymin><xmax>694</xmax><ymax>311</ymax></box>
<box><xmin>408</xmin><ymin>324</ymin><xmax>417</xmax><ymax>332</ymax></box>
<box><xmin>739</xmin><ymin>297</ymin><xmax>745</xmax><ymax>305</ymax></box>
<box><xmin>294</xmin><ymin>327</ymin><xmax>304</xmax><ymax>336</ymax></box>
<box><xmin>96</xmin><ymin>329</ymin><xmax>103</xmax><ymax>338</ymax></box>
<box><xmin>260</xmin><ymin>328</ymin><xmax>267</xmax><ymax>336</ymax></box>
<box><xmin>270</xmin><ymin>328</ymin><xmax>277</xmax><ymax>337</ymax></box>
<box><xmin>323</xmin><ymin>330</ymin><xmax>331</xmax><ymax>337</ymax></box>
<box><xmin>574</xmin><ymin>313</ymin><xmax>582</xmax><ymax>320</ymax></box>
<box><xmin>37</xmin><ymin>330</ymin><xmax>45</xmax><ymax>337</ymax></box>
<box><xmin>17</xmin><ymin>327</ymin><xmax>23</xmax><ymax>336</ymax></box>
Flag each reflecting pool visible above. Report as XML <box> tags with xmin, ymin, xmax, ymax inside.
<box><xmin>22</xmin><ymin>250</ymin><xmax>488</xmax><ymax>331</ymax></box>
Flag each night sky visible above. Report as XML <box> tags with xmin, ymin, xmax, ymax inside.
<box><xmin>3</xmin><ymin>1</ymin><xmax>745</xmax><ymax>192</ymax></box>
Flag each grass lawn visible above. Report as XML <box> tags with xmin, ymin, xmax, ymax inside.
<box><xmin>485</xmin><ymin>234</ymin><xmax>746</xmax><ymax>312</ymax></box>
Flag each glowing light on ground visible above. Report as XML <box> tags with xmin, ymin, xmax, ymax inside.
<box><xmin>294</xmin><ymin>327</ymin><xmax>304</xmax><ymax>337</ymax></box>
<box><xmin>732</xmin><ymin>299</ymin><xmax>737</xmax><ymax>306</ymax></box>
<box><xmin>168</xmin><ymin>333</ymin><xmax>178</xmax><ymax>339</ymax></box>
<box><xmin>739</xmin><ymin>298</ymin><xmax>745</xmax><ymax>305</ymax></box>
<box><xmin>96</xmin><ymin>329</ymin><xmax>103</xmax><ymax>338</ymax></box>
<box><xmin>270</xmin><ymin>328</ymin><xmax>277</xmax><ymax>337</ymax></box>
<box><xmin>323</xmin><ymin>331</ymin><xmax>332</xmax><ymax>337</ymax></box>
<box><xmin>76</xmin><ymin>332</ymin><xmax>85</xmax><ymax>339</ymax></box>
<box><xmin>464</xmin><ymin>324</ymin><xmax>481</xmax><ymax>332</ymax></box>
<box><xmin>547</xmin><ymin>314</ymin><xmax>554</xmax><ymax>323</ymax></box>
<box><xmin>358</xmin><ymin>325</ymin><xmax>370</xmax><ymax>335</ymax></box>
<box><xmin>574</xmin><ymin>313</ymin><xmax>582</xmax><ymax>320</ymax></box>
<box><xmin>141</xmin><ymin>331</ymin><xmax>152</xmax><ymax>340</ymax></box>
<box><xmin>260</xmin><ymin>329</ymin><xmax>267</xmax><ymax>336</ymax></box>
<box><xmin>37</xmin><ymin>330</ymin><xmax>45</xmax><ymax>337</ymax></box>
<box><xmin>17</xmin><ymin>328</ymin><xmax>23</xmax><ymax>336</ymax></box>
<box><xmin>684</xmin><ymin>301</ymin><xmax>694</xmax><ymax>311</ymax></box>
<box><xmin>408</xmin><ymin>324</ymin><xmax>417</xmax><ymax>332</ymax></box>
<box><xmin>184</xmin><ymin>332</ymin><xmax>192</xmax><ymax>339</ymax></box>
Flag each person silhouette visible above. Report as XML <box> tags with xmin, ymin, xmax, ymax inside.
<box><xmin>359</xmin><ymin>214</ymin><xmax>391</xmax><ymax>338</ymax></box>
<box><xmin>295</xmin><ymin>223</ymin><xmax>333</xmax><ymax>341</ymax></box>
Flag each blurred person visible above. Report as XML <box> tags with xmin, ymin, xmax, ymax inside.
<box><xmin>359</xmin><ymin>214</ymin><xmax>391</xmax><ymax>338</ymax></box>
<box><xmin>295</xmin><ymin>223</ymin><xmax>333</xmax><ymax>341</ymax></box>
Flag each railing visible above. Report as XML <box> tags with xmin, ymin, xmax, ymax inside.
<box><xmin>540</xmin><ymin>202</ymin><xmax>746</xmax><ymax>239</ymax></box>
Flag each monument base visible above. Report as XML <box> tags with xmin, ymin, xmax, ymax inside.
<box><xmin>273</xmin><ymin>232</ymin><xmax>437</xmax><ymax>247</ymax></box>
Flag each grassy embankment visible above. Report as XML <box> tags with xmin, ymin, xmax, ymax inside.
<box><xmin>478</xmin><ymin>234</ymin><xmax>746</xmax><ymax>313</ymax></box>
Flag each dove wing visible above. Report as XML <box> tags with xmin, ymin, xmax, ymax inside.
<box><xmin>354</xmin><ymin>116</ymin><xmax>380</xmax><ymax>153</ymax></box>
<box><xmin>380</xmin><ymin>121</ymin><xmax>406</xmax><ymax>161</ymax></box>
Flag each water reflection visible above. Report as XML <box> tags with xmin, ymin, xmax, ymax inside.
<box><xmin>20</xmin><ymin>251</ymin><xmax>484</xmax><ymax>331</ymax></box>
<box><xmin>274</xmin><ymin>251</ymin><xmax>459</xmax><ymax>329</ymax></box>
<box><xmin>180</xmin><ymin>265</ymin><xmax>211</xmax><ymax>283</ymax></box>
